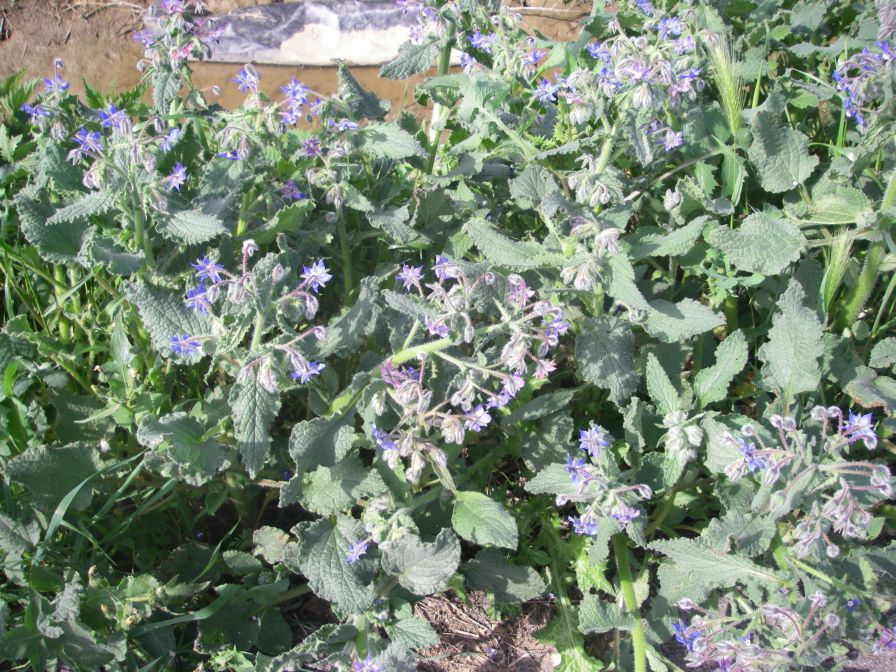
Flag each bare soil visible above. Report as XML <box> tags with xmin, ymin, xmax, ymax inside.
<box><xmin>415</xmin><ymin>592</ymin><xmax>557</xmax><ymax>671</ymax></box>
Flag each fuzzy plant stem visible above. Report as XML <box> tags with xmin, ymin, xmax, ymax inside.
<box><xmin>595</xmin><ymin>119</ymin><xmax>619</xmax><ymax>176</ymax></box>
<box><xmin>336</xmin><ymin>208</ymin><xmax>354</xmax><ymax>294</ymax></box>
<box><xmin>840</xmin><ymin>167</ymin><xmax>895</xmax><ymax>327</ymax></box>
<box><xmin>250</xmin><ymin>310</ymin><xmax>267</xmax><ymax>351</ymax></box>
<box><xmin>426</xmin><ymin>20</ymin><xmax>456</xmax><ymax>174</ymax></box>
<box><xmin>613</xmin><ymin>534</ymin><xmax>647</xmax><ymax>672</ymax></box>
<box><xmin>235</xmin><ymin>190</ymin><xmax>251</xmax><ymax>237</ymax></box>
<box><xmin>52</xmin><ymin>265</ymin><xmax>71</xmax><ymax>345</ymax></box>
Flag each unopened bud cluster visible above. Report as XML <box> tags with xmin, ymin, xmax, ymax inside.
<box><xmin>562</xmin><ymin>424</ymin><xmax>652</xmax><ymax>534</ymax></box>
<box><xmin>369</xmin><ymin>258</ymin><xmax>568</xmax><ymax>484</ymax></box>
<box><xmin>169</xmin><ymin>241</ymin><xmax>331</xmax><ymax>393</ymax></box>
<box><xmin>723</xmin><ymin>408</ymin><xmax>890</xmax><ymax>559</ymax></box>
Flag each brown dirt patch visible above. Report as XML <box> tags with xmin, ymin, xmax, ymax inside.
<box><xmin>415</xmin><ymin>592</ymin><xmax>558</xmax><ymax>672</ymax></box>
<box><xmin>0</xmin><ymin>0</ymin><xmax>147</xmax><ymax>90</ymax></box>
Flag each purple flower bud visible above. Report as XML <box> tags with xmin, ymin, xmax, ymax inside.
<box><xmin>163</xmin><ymin>162</ymin><xmax>187</xmax><ymax>192</ymax></box>
<box><xmin>425</xmin><ymin>319</ymin><xmax>449</xmax><ymax>338</ymax></box>
<box><xmin>303</xmin><ymin>137</ymin><xmax>322</xmax><ymax>157</ymax></box>
<box><xmin>345</xmin><ymin>540</ymin><xmax>369</xmax><ymax>564</ymax></box>
<box><xmin>565</xmin><ymin>454</ymin><xmax>590</xmax><ymax>485</ymax></box>
<box><xmin>463</xmin><ymin>405</ymin><xmax>491</xmax><ymax>432</ymax></box>
<box><xmin>352</xmin><ymin>655</ymin><xmax>383</xmax><ymax>672</ymax></box>
<box><xmin>170</xmin><ymin>334</ymin><xmax>201</xmax><ymax>357</ymax></box>
<box><xmin>97</xmin><ymin>103</ymin><xmax>128</xmax><ymax>131</ymax></box>
<box><xmin>184</xmin><ymin>286</ymin><xmax>209</xmax><ymax>314</ymax></box>
<box><xmin>585</xmin><ymin>41</ymin><xmax>610</xmax><ymax>62</ymax></box>
<box><xmin>657</xmin><ymin>16</ymin><xmax>683</xmax><ymax>40</ymax></box>
<box><xmin>522</xmin><ymin>48</ymin><xmax>547</xmax><ymax>67</ymax></box>
<box><xmin>371</xmin><ymin>424</ymin><xmax>398</xmax><ymax>451</ymax></box>
<box><xmin>280</xmin><ymin>78</ymin><xmax>309</xmax><ymax>105</ymax></box>
<box><xmin>533</xmin><ymin>358</ymin><xmax>556</xmax><ymax>380</ymax></box>
<box><xmin>534</xmin><ymin>78</ymin><xmax>559</xmax><ymax>103</ymax></box>
<box><xmin>20</xmin><ymin>103</ymin><xmax>51</xmax><ymax>119</ymax></box>
<box><xmin>397</xmin><ymin>263</ymin><xmax>423</xmax><ymax>291</ymax></box>
<box><xmin>467</xmin><ymin>30</ymin><xmax>498</xmax><ymax>53</ymax></box>
<box><xmin>42</xmin><ymin>72</ymin><xmax>70</xmax><ymax>95</ymax></box>
<box><xmin>156</xmin><ymin>127</ymin><xmax>180</xmax><ymax>153</ymax></box>
<box><xmin>578</xmin><ymin>425</ymin><xmax>609</xmax><ymax>458</ymax></box>
<box><xmin>190</xmin><ymin>256</ymin><xmax>225</xmax><ymax>283</ymax></box>
<box><xmin>301</xmin><ymin>259</ymin><xmax>332</xmax><ymax>293</ymax></box>
<box><xmin>233</xmin><ymin>65</ymin><xmax>259</xmax><ymax>94</ymax></box>
<box><xmin>290</xmin><ymin>359</ymin><xmax>325</xmax><ymax>383</ymax></box>
<box><xmin>329</xmin><ymin>118</ymin><xmax>359</xmax><ymax>132</ymax></box>
<box><xmin>432</xmin><ymin>254</ymin><xmax>458</xmax><ymax>281</ymax></box>
<box><xmin>844</xmin><ymin>410</ymin><xmax>877</xmax><ymax>449</ymax></box>
<box><xmin>279</xmin><ymin>179</ymin><xmax>307</xmax><ymax>201</ymax></box>
<box><xmin>568</xmin><ymin>514</ymin><xmax>598</xmax><ymax>536</ymax></box>
<box><xmin>672</xmin><ymin>621</ymin><xmax>701</xmax><ymax>653</ymax></box>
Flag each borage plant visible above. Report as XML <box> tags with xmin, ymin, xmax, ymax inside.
<box><xmin>0</xmin><ymin>0</ymin><xmax>895</xmax><ymax>670</ymax></box>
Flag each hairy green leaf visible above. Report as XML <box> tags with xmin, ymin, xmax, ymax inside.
<box><xmin>286</xmin><ymin>517</ymin><xmax>376</xmax><ymax>614</ymax></box>
<box><xmin>575</xmin><ymin>316</ymin><xmax>639</xmax><ymax>405</ymax></box>
<box><xmin>701</xmin><ymin>511</ymin><xmax>776</xmax><ymax>557</ymax></box>
<box><xmin>505</xmin><ymin>389</ymin><xmax>576</xmax><ymax>424</ymax></box>
<box><xmin>644</xmin><ymin>298</ymin><xmax>725</xmax><ymax>343</ymax></box>
<box><xmin>157</xmin><ymin>208</ymin><xmax>226</xmax><ymax>245</ymax></box>
<box><xmin>645</xmin><ymin>352</ymin><xmax>680</xmax><ymax>415</ymax></box>
<box><xmin>380</xmin><ymin>529</ymin><xmax>460</xmax><ymax>595</ymax></box>
<box><xmin>380</xmin><ymin>36</ymin><xmax>441</xmax><ymax>79</ymax></box>
<box><xmin>628</xmin><ymin>217</ymin><xmax>708</xmax><ymax>260</ymax></box>
<box><xmin>14</xmin><ymin>189</ymin><xmax>93</xmax><ymax>263</ymax></box>
<box><xmin>650</xmin><ymin>537</ymin><xmax>784</xmax><ymax>602</ymax></box>
<box><xmin>758</xmin><ymin>279</ymin><xmax>823</xmax><ymax>399</ymax></box>
<box><xmin>302</xmin><ymin>456</ymin><xmax>385</xmax><ymax>516</ymax></box>
<box><xmin>578</xmin><ymin>594</ymin><xmax>636</xmax><ymax>634</ymax></box>
<box><xmin>466</xmin><ymin>218</ymin><xmax>565</xmax><ymax>270</ymax></box>
<box><xmin>355</xmin><ymin>123</ymin><xmax>424</xmax><ymax>160</ymax></box>
<box><xmin>137</xmin><ymin>413</ymin><xmax>231</xmax><ymax>486</ymax></box>
<box><xmin>125</xmin><ymin>281</ymin><xmax>210</xmax><ymax>356</ymax></box>
<box><xmin>4</xmin><ymin>443</ymin><xmax>101</xmax><ymax>511</ymax></box>
<box><xmin>693</xmin><ymin>330</ymin><xmax>748</xmax><ymax>408</ymax></box>
<box><xmin>708</xmin><ymin>212</ymin><xmax>806</xmax><ymax>275</ymax></box>
<box><xmin>464</xmin><ymin>549</ymin><xmax>546</xmax><ymax>603</ymax></box>
<box><xmin>452</xmin><ymin>491</ymin><xmax>518</xmax><ymax>550</ymax></box>
<box><xmin>338</xmin><ymin>64</ymin><xmax>388</xmax><ymax>120</ymax></box>
<box><xmin>870</xmin><ymin>338</ymin><xmax>896</xmax><ymax>371</ymax></box>
<box><xmin>747</xmin><ymin>111</ymin><xmax>818</xmax><ymax>193</ymax></box>
<box><xmin>315</xmin><ymin>277</ymin><xmax>380</xmax><ymax>357</ymax></box>
<box><xmin>47</xmin><ymin>189</ymin><xmax>116</xmax><ymax>225</ymax></box>
<box><xmin>229</xmin><ymin>371</ymin><xmax>281</xmax><ymax>478</ymax></box>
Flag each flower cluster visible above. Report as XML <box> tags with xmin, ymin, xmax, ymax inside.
<box><xmin>562</xmin><ymin>424</ymin><xmax>652</xmax><ymax>534</ymax></box>
<box><xmin>832</xmin><ymin>41</ymin><xmax>894</xmax><ymax>131</ymax></box>
<box><xmin>352</xmin><ymin>654</ymin><xmax>383</xmax><ymax>672</ymax></box>
<box><xmin>279</xmin><ymin>77</ymin><xmax>315</xmax><ymax>126</ymax></box>
<box><xmin>367</xmin><ymin>259</ymin><xmax>568</xmax><ymax>484</ymax></box>
<box><xmin>723</xmin><ymin>408</ymin><xmax>891</xmax><ymax>558</ymax></box>
<box><xmin>528</xmin><ymin>12</ymin><xmax>703</xmax><ymax>123</ymax></box>
<box><xmin>137</xmin><ymin>0</ymin><xmax>221</xmax><ymax>67</ymax></box>
<box><xmin>171</xmin><ymin>240</ymin><xmax>330</xmax><ymax>393</ymax></box>
<box><xmin>20</xmin><ymin>58</ymin><xmax>69</xmax><ymax>130</ymax></box>
<box><xmin>672</xmin><ymin>593</ymin><xmax>845</xmax><ymax>670</ymax></box>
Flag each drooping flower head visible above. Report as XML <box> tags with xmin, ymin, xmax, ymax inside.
<box><xmin>191</xmin><ymin>256</ymin><xmax>225</xmax><ymax>283</ymax></box>
<box><xmin>301</xmin><ymin>259</ymin><xmax>332</xmax><ymax>293</ymax></box>
<box><xmin>163</xmin><ymin>162</ymin><xmax>187</xmax><ymax>191</ymax></box>
<box><xmin>233</xmin><ymin>64</ymin><xmax>259</xmax><ymax>94</ymax></box>
<box><xmin>170</xmin><ymin>334</ymin><xmax>201</xmax><ymax>357</ymax></box>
